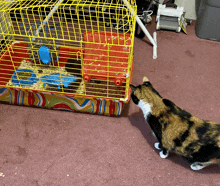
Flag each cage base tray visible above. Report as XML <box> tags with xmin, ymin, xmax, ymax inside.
<box><xmin>0</xmin><ymin>87</ymin><xmax>126</xmax><ymax>116</ymax></box>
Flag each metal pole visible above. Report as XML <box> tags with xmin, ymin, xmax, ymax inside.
<box><xmin>32</xmin><ymin>0</ymin><xmax>64</xmax><ymax>41</ymax></box>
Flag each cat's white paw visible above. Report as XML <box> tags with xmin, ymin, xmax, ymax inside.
<box><xmin>159</xmin><ymin>150</ymin><xmax>169</xmax><ymax>159</ymax></box>
<box><xmin>190</xmin><ymin>163</ymin><xmax>206</xmax><ymax>170</ymax></box>
<box><xmin>154</xmin><ymin>142</ymin><xmax>161</xmax><ymax>150</ymax></box>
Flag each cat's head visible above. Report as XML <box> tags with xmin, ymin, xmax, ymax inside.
<box><xmin>129</xmin><ymin>77</ymin><xmax>162</xmax><ymax>107</ymax></box>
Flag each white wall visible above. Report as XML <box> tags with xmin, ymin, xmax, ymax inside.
<box><xmin>158</xmin><ymin>0</ymin><xmax>197</xmax><ymax>20</ymax></box>
<box><xmin>176</xmin><ymin>0</ymin><xmax>196</xmax><ymax>19</ymax></box>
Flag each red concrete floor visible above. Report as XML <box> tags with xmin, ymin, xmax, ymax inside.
<box><xmin>1</xmin><ymin>19</ymin><xmax>220</xmax><ymax>185</ymax></box>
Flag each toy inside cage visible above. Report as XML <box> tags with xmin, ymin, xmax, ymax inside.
<box><xmin>0</xmin><ymin>0</ymin><xmax>137</xmax><ymax>115</ymax></box>
<box><xmin>26</xmin><ymin>23</ymin><xmax>61</xmax><ymax>65</ymax></box>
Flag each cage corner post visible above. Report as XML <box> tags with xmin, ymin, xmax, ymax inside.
<box><xmin>122</xmin><ymin>0</ymin><xmax>157</xmax><ymax>59</ymax></box>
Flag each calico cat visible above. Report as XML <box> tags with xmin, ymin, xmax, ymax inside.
<box><xmin>130</xmin><ymin>76</ymin><xmax>220</xmax><ymax>170</ymax></box>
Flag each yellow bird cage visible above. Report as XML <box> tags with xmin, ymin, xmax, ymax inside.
<box><xmin>0</xmin><ymin>0</ymin><xmax>136</xmax><ymax>116</ymax></box>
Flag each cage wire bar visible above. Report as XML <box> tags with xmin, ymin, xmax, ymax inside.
<box><xmin>0</xmin><ymin>0</ymin><xmax>136</xmax><ymax>101</ymax></box>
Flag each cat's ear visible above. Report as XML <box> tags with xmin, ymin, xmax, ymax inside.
<box><xmin>143</xmin><ymin>76</ymin><xmax>149</xmax><ymax>82</ymax></box>
<box><xmin>130</xmin><ymin>84</ymin><xmax>137</xmax><ymax>92</ymax></box>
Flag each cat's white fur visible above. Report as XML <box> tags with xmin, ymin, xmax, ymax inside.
<box><xmin>154</xmin><ymin>142</ymin><xmax>161</xmax><ymax>150</ymax></box>
<box><xmin>137</xmin><ymin>100</ymin><xmax>152</xmax><ymax>120</ymax></box>
<box><xmin>159</xmin><ymin>150</ymin><xmax>169</xmax><ymax>159</ymax></box>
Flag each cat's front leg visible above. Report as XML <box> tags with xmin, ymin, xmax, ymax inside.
<box><xmin>154</xmin><ymin>142</ymin><xmax>169</xmax><ymax>158</ymax></box>
<box><xmin>159</xmin><ymin>148</ymin><xmax>169</xmax><ymax>159</ymax></box>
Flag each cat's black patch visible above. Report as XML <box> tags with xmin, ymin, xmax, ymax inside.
<box><xmin>163</xmin><ymin>99</ymin><xmax>175</xmax><ymax>109</ymax></box>
<box><xmin>157</xmin><ymin>112</ymin><xmax>165</xmax><ymax>121</ymax></box>
<box><xmin>185</xmin><ymin>135</ymin><xmax>220</xmax><ymax>162</ymax></box>
<box><xmin>137</xmin><ymin>85</ymin><xmax>142</xmax><ymax>91</ymax></box>
<box><xmin>163</xmin><ymin>122</ymin><xmax>169</xmax><ymax>131</ymax></box>
<box><xmin>164</xmin><ymin>99</ymin><xmax>192</xmax><ymax>122</ymax></box>
<box><xmin>174</xmin><ymin>120</ymin><xmax>194</xmax><ymax>147</ymax></box>
<box><xmin>180</xmin><ymin>108</ymin><xmax>192</xmax><ymax>119</ymax></box>
<box><xmin>130</xmin><ymin>84</ymin><xmax>137</xmax><ymax>92</ymax></box>
<box><xmin>131</xmin><ymin>93</ymin><xmax>139</xmax><ymax>105</ymax></box>
<box><xmin>215</xmin><ymin>124</ymin><xmax>220</xmax><ymax>131</ymax></box>
<box><xmin>213</xmin><ymin>124</ymin><xmax>220</xmax><ymax>134</ymax></box>
<box><xmin>188</xmin><ymin>143</ymin><xmax>220</xmax><ymax>163</ymax></box>
<box><xmin>163</xmin><ymin>148</ymin><xmax>169</xmax><ymax>154</ymax></box>
<box><xmin>147</xmin><ymin>114</ymin><xmax>162</xmax><ymax>142</ymax></box>
<box><xmin>196</xmin><ymin>122</ymin><xmax>210</xmax><ymax>137</ymax></box>
<box><xmin>185</xmin><ymin>141</ymin><xmax>198</xmax><ymax>155</ymax></box>
<box><xmin>174</xmin><ymin>130</ymin><xmax>190</xmax><ymax>147</ymax></box>
<box><xmin>187</xmin><ymin>120</ymin><xmax>194</xmax><ymax>126</ymax></box>
<box><xmin>163</xmin><ymin>100</ymin><xmax>179</xmax><ymax>116</ymax></box>
<box><xmin>157</xmin><ymin>112</ymin><xmax>170</xmax><ymax>131</ymax></box>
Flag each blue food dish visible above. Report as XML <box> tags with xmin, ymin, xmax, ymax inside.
<box><xmin>12</xmin><ymin>69</ymin><xmax>38</xmax><ymax>87</ymax></box>
<box><xmin>40</xmin><ymin>73</ymin><xmax>81</xmax><ymax>89</ymax></box>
